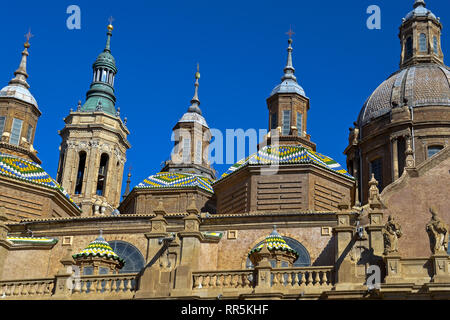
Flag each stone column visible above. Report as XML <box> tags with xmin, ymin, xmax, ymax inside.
<box><xmin>391</xmin><ymin>137</ymin><xmax>399</xmax><ymax>180</ymax></box>
<box><xmin>254</xmin><ymin>246</ymin><xmax>273</xmax><ymax>294</ymax></box>
<box><xmin>135</xmin><ymin>200</ymin><xmax>169</xmax><ymax>299</ymax></box>
<box><xmin>366</xmin><ymin>175</ymin><xmax>385</xmax><ymax>256</ymax></box>
<box><xmin>173</xmin><ymin>198</ymin><xmax>203</xmax><ymax>296</ymax></box>
<box><xmin>333</xmin><ymin>201</ymin><xmax>357</xmax><ymax>288</ymax></box>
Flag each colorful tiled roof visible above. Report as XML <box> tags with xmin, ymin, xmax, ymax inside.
<box><xmin>249</xmin><ymin>228</ymin><xmax>299</xmax><ymax>259</ymax></box>
<box><xmin>0</xmin><ymin>154</ymin><xmax>81</xmax><ymax>211</ymax></box>
<box><xmin>73</xmin><ymin>234</ymin><xmax>125</xmax><ymax>264</ymax></box>
<box><xmin>219</xmin><ymin>145</ymin><xmax>353</xmax><ymax>181</ymax></box>
<box><xmin>136</xmin><ymin>172</ymin><xmax>214</xmax><ymax>193</ymax></box>
<box><xmin>7</xmin><ymin>236</ymin><xmax>58</xmax><ymax>245</ymax></box>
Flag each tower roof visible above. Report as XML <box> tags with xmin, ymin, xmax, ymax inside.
<box><xmin>135</xmin><ymin>172</ymin><xmax>214</xmax><ymax>193</ymax></box>
<box><xmin>404</xmin><ymin>0</ymin><xmax>437</xmax><ymax>22</ymax></box>
<box><xmin>0</xmin><ymin>35</ymin><xmax>38</xmax><ymax>108</ymax></box>
<box><xmin>270</xmin><ymin>31</ymin><xmax>306</xmax><ymax>98</ymax></box>
<box><xmin>81</xmin><ymin>22</ymin><xmax>118</xmax><ymax>116</ymax></box>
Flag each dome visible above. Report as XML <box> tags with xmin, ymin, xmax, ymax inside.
<box><xmin>93</xmin><ymin>51</ymin><xmax>117</xmax><ymax>73</ymax></box>
<box><xmin>0</xmin><ymin>84</ymin><xmax>38</xmax><ymax>108</ymax></box>
<box><xmin>249</xmin><ymin>228</ymin><xmax>299</xmax><ymax>259</ymax></box>
<box><xmin>136</xmin><ymin>172</ymin><xmax>214</xmax><ymax>193</ymax></box>
<box><xmin>358</xmin><ymin>64</ymin><xmax>450</xmax><ymax>126</ymax></box>
<box><xmin>270</xmin><ymin>78</ymin><xmax>306</xmax><ymax>97</ymax></box>
<box><xmin>218</xmin><ymin>145</ymin><xmax>353</xmax><ymax>181</ymax></box>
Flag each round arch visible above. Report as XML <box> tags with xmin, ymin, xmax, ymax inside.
<box><xmin>108</xmin><ymin>240</ymin><xmax>145</xmax><ymax>274</ymax></box>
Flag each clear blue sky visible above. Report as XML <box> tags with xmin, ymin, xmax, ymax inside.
<box><xmin>0</xmin><ymin>0</ymin><xmax>448</xmax><ymax>196</ymax></box>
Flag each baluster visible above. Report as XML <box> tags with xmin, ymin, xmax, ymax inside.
<box><xmin>118</xmin><ymin>278</ymin><xmax>125</xmax><ymax>292</ymax></box>
<box><xmin>97</xmin><ymin>279</ymin><xmax>103</xmax><ymax>293</ymax></box>
<box><xmin>193</xmin><ymin>275</ymin><xmax>200</xmax><ymax>289</ymax></box>
<box><xmin>314</xmin><ymin>271</ymin><xmax>320</xmax><ymax>286</ymax></box>
<box><xmin>111</xmin><ymin>278</ymin><xmax>118</xmax><ymax>293</ymax></box>
<box><xmin>126</xmin><ymin>278</ymin><xmax>132</xmax><ymax>292</ymax></box>
<box><xmin>230</xmin><ymin>274</ymin><xmax>237</xmax><ymax>288</ymax></box>
<box><xmin>12</xmin><ymin>283</ymin><xmax>19</xmax><ymax>296</ymax></box>
<box><xmin>80</xmin><ymin>280</ymin><xmax>87</xmax><ymax>294</ymax></box>
<box><xmin>322</xmin><ymin>271</ymin><xmax>329</xmax><ymax>285</ymax></box>
<box><xmin>236</xmin><ymin>274</ymin><xmax>243</xmax><ymax>288</ymax></box>
<box><xmin>209</xmin><ymin>274</ymin><xmax>216</xmax><ymax>288</ymax></box>
<box><xmin>305</xmin><ymin>272</ymin><xmax>311</xmax><ymax>286</ymax></box>
<box><xmin>215</xmin><ymin>274</ymin><xmax>222</xmax><ymax>288</ymax></box>
<box><xmin>5</xmin><ymin>284</ymin><xmax>12</xmax><ymax>297</ymax></box>
<box><xmin>223</xmin><ymin>274</ymin><xmax>230</xmax><ymax>288</ymax></box>
<box><xmin>21</xmin><ymin>283</ymin><xmax>29</xmax><ymax>296</ymax></box>
<box><xmin>202</xmin><ymin>275</ymin><xmax>209</xmax><ymax>288</ymax></box>
<box><xmin>287</xmin><ymin>272</ymin><xmax>293</xmax><ymax>287</ymax></box>
<box><xmin>272</xmin><ymin>272</ymin><xmax>279</xmax><ymax>286</ymax></box>
<box><xmin>244</xmin><ymin>274</ymin><xmax>250</xmax><ymax>287</ymax></box>
<box><xmin>44</xmin><ymin>282</ymin><xmax>51</xmax><ymax>295</ymax></box>
<box><xmin>104</xmin><ymin>278</ymin><xmax>111</xmax><ymax>293</ymax></box>
<box><xmin>293</xmin><ymin>272</ymin><xmax>299</xmax><ymax>286</ymax></box>
<box><xmin>36</xmin><ymin>282</ymin><xmax>44</xmax><ymax>295</ymax></box>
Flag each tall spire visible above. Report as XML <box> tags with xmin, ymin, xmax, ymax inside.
<box><xmin>281</xmin><ymin>27</ymin><xmax>297</xmax><ymax>83</ymax></box>
<box><xmin>9</xmin><ymin>30</ymin><xmax>33</xmax><ymax>89</ymax></box>
<box><xmin>188</xmin><ymin>64</ymin><xmax>202</xmax><ymax>115</ymax></box>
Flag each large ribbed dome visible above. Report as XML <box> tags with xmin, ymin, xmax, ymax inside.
<box><xmin>358</xmin><ymin>64</ymin><xmax>450</xmax><ymax>126</ymax></box>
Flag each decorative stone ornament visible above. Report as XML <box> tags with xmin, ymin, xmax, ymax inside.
<box><xmin>426</xmin><ymin>207</ymin><xmax>449</xmax><ymax>254</ymax></box>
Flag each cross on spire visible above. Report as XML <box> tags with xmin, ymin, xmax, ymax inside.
<box><xmin>108</xmin><ymin>16</ymin><xmax>115</xmax><ymax>25</ymax></box>
<box><xmin>286</xmin><ymin>26</ymin><xmax>295</xmax><ymax>40</ymax></box>
<box><xmin>25</xmin><ymin>29</ymin><xmax>34</xmax><ymax>46</ymax></box>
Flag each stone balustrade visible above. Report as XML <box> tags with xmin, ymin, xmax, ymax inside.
<box><xmin>193</xmin><ymin>270</ymin><xmax>254</xmax><ymax>289</ymax></box>
<box><xmin>70</xmin><ymin>273</ymin><xmax>138</xmax><ymax>298</ymax></box>
<box><xmin>270</xmin><ymin>267</ymin><xmax>333</xmax><ymax>288</ymax></box>
<box><xmin>0</xmin><ymin>278</ymin><xmax>54</xmax><ymax>299</ymax></box>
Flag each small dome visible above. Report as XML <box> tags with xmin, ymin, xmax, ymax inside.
<box><xmin>219</xmin><ymin>145</ymin><xmax>353</xmax><ymax>181</ymax></box>
<box><xmin>404</xmin><ymin>2</ymin><xmax>437</xmax><ymax>21</ymax></box>
<box><xmin>179</xmin><ymin>111</ymin><xmax>209</xmax><ymax>128</ymax></box>
<box><xmin>93</xmin><ymin>51</ymin><xmax>117</xmax><ymax>73</ymax></box>
<box><xmin>358</xmin><ymin>64</ymin><xmax>450</xmax><ymax>126</ymax></box>
<box><xmin>0</xmin><ymin>84</ymin><xmax>38</xmax><ymax>107</ymax></box>
<box><xmin>136</xmin><ymin>172</ymin><xmax>214</xmax><ymax>193</ymax></box>
<box><xmin>73</xmin><ymin>234</ymin><xmax>125</xmax><ymax>266</ymax></box>
<box><xmin>270</xmin><ymin>78</ymin><xmax>306</xmax><ymax>97</ymax></box>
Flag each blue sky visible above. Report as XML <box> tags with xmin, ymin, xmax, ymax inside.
<box><xmin>0</xmin><ymin>0</ymin><xmax>448</xmax><ymax>196</ymax></box>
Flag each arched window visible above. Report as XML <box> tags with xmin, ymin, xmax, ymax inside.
<box><xmin>109</xmin><ymin>241</ymin><xmax>145</xmax><ymax>273</ymax></box>
<box><xmin>245</xmin><ymin>237</ymin><xmax>311</xmax><ymax>269</ymax></box>
<box><xmin>406</xmin><ymin>37</ymin><xmax>413</xmax><ymax>59</ymax></box>
<box><xmin>75</xmin><ymin>151</ymin><xmax>86</xmax><ymax>195</ymax></box>
<box><xmin>419</xmin><ymin>33</ymin><xmax>427</xmax><ymax>52</ymax></box>
<box><xmin>96</xmin><ymin>153</ymin><xmax>109</xmax><ymax>196</ymax></box>
<box><xmin>433</xmin><ymin>36</ymin><xmax>439</xmax><ymax>54</ymax></box>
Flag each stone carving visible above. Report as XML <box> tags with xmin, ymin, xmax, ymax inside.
<box><xmin>383</xmin><ymin>215</ymin><xmax>402</xmax><ymax>255</ymax></box>
<box><xmin>426</xmin><ymin>207</ymin><xmax>449</xmax><ymax>254</ymax></box>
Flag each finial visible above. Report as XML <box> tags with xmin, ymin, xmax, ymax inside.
<box><xmin>99</xmin><ymin>229</ymin><xmax>104</xmax><ymax>238</ymax></box>
<box><xmin>77</xmin><ymin>100</ymin><xmax>82</xmax><ymax>111</ymax></box>
<box><xmin>123</xmin><ymin>166</ymin><xmax>132</xmax><ymax>199</ymax></box>
<box><xmin>9</xmin><ymin>30</ymin><xmax>33</xmax><ymax>89</ymax></box>
<box><xmin>188</xmin><ymin>64</ymin><xmax>202</xmax><ymax>115</ymax></box>
<box><xmin>281</xmin><ymin>27</ymin><xmax>297</xmax><ymax>83</ymax></box>
<box><xmin>105</xmin><ymin>17</ymin><xmax>114</xmax><ymax>52</ymax></box>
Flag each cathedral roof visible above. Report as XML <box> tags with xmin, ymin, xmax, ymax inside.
<box><xmin>248</xmin><ymin>227</ymin><xmax>299</xmax><ymax>259</ymax></box>
<box><xmin>135</xmin><ymin>172</ymin><xmax>214</xmax><ymax>193</ymax></box>
<box><xmin>0</xmin><ymin>154</ymin><xmax>81</xmax><ymax>211</ymax></box>
<box><xmin>218</xmin><ymin>145</ymin><xmax>353</xmax><ymax>181</ymax></box>
<box><xmin>358</xmin><ymin>64</ymin><xmax>450</xmax><ymax>126</ymax></box>
<box><xmin>72</xmin><ymin>233</ymin><xmax>125</xmax><ymax>264</ymax></box>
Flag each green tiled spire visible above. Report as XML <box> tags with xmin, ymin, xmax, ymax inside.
<box><xmin>81</xmin><ymin>23</ymin><xmax>118</xmax><ymax>116</ymax></box>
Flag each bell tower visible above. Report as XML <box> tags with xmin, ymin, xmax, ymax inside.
<box><xmin>162</xmin><ymin>65</ymin><xmax>215</xmax><ymax>180</ymax></box>
<box><xmin>0</xmin><ymin>32</ymin><xmax>41</xmax><ymax>163</ymax></box>
<box><xmin>399</xmin><ymin>0</ymin><xmax>444</xmax><ymax>68</ymax></box>
<box><xmin>265</xmin><ymin>30</ymin><xmax>316</xmax><ymax>151</ymax></box>
<box><xmin>56</xmin><ymin>22</ymin><xmax>130</xmax><ymax>216</ymax></box>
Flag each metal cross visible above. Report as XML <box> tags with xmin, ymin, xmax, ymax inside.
<box><xmin>25</xmin><ymin>29</ymin><xmax>34</xmax><ymax>43</ymax></box>
<box><xmin>286</xmin><ymin>26</ymin><xmax>295</xmax><ymax>39</ymax></box>
<box><xmin>108</xmin><ymin>16</ymin><xmax>115</xmax><ymax>25</ymax></box>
